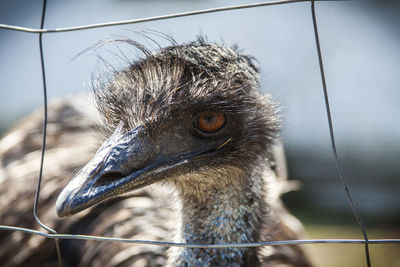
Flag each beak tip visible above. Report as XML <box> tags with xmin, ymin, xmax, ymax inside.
<box><xmin>56</xmin><ymin>198</ymin><xmax>67</xmax><ymax>218</ymax></box>
<box><xmin>56</xmin><ymin>188</ymin><xmax>73</xmax><ymax>218</ymax></box>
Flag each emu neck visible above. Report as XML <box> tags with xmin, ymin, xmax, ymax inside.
<box><xmin>169</xmin><ymin>167</ymin><xmax>268</xmax><ymax>266</ymax></box>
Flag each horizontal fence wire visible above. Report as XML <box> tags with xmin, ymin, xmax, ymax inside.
<box><xmin>0</xmin><ymin>0</ymin><xmax>399</xmax><ymax>267</ymax></box>
<box><xmin>0</xmin><ymin>0</ymin><xmax>346</xmax><ymax>33</ymax></box>
<box><xmin>0</xmin><ymin>225</ymin><xmax>400</xmax><ymax>247</ymax></box>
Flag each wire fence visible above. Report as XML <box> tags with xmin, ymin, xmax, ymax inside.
<box><xmin>0</xmin><ymin>0</ymin><xmax>399</xmax><ymax>267</ymax></box>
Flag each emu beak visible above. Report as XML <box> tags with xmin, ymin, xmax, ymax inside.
<box><xmin>56</xmin><ymin>122</ymin><xmax>150</xmax><ymax>217</ymax></box>
<box><xmin>56</xmin><ymin>121</ymin><xmax>214</xmax><ymax>217</ymax></box>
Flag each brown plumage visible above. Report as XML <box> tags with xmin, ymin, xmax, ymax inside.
<box><xmin>0</xmin><ymin>39</ymin><xmax>312</xmax><ymax>266</ymax></box>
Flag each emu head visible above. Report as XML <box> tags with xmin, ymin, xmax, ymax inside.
<box><xmin>56</xmin><ymin>41</ymin><xmax>279</xmax><ymax>217</ymax></box>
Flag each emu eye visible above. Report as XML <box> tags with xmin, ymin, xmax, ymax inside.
<box><xmin>196</xmin><ymin>111</ymin><xmax>225</xmax><ymax>133</ymax></box>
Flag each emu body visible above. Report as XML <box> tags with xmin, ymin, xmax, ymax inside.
<box><xmin>0</xmin><ymin>40</ymin><xmax>311</xmax><ymax>266</ymax></box>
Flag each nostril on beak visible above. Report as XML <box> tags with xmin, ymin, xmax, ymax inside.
<box><xmin>94</xmin><ymin>172</ymin><xmax>125</xmax><ymax>187</ymax></box>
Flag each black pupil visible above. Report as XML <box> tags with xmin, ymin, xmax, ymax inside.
<box><xmin>204</xmin><ymin>114</ymin><xmax>216</xmax><ymax>125</ymax></box>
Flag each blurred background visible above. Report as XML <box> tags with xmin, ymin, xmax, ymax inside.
<box><xmin>1</xmin><ymin>0</ymin><xmax>399</xmax><ymax>266</ymax></box>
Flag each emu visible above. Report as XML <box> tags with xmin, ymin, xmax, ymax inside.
<box><xmin>0</xmin><ymin>40</ymin><xmax>311</xmax><ymax>266</ymax></box>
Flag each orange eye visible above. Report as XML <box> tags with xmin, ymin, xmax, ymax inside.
<box><xmin>196</xmin><ymin>111</ymin><xmax>225</xmax><ymax>133</ymax></box>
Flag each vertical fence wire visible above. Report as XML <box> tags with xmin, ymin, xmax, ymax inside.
<box><xmin>310</xmin><ymin>1</ymin><xmax>371</xmax><ymax>266</ymax></box>
<box><xmin>33</xmin><ymin>0</ymin><xmax>63</xmax><ymax>266</ymax></box>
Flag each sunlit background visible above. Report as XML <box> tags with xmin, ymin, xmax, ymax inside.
<box><xmin>1</xmin><ymin>0</ymin><xmax>399</xmax><ymax>266</ymax></box>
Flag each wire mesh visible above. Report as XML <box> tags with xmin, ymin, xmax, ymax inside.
<box><xmin>0</xmin><ymin>0</ymin><xmax>398</xmax><ymax>267</ymax></box>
